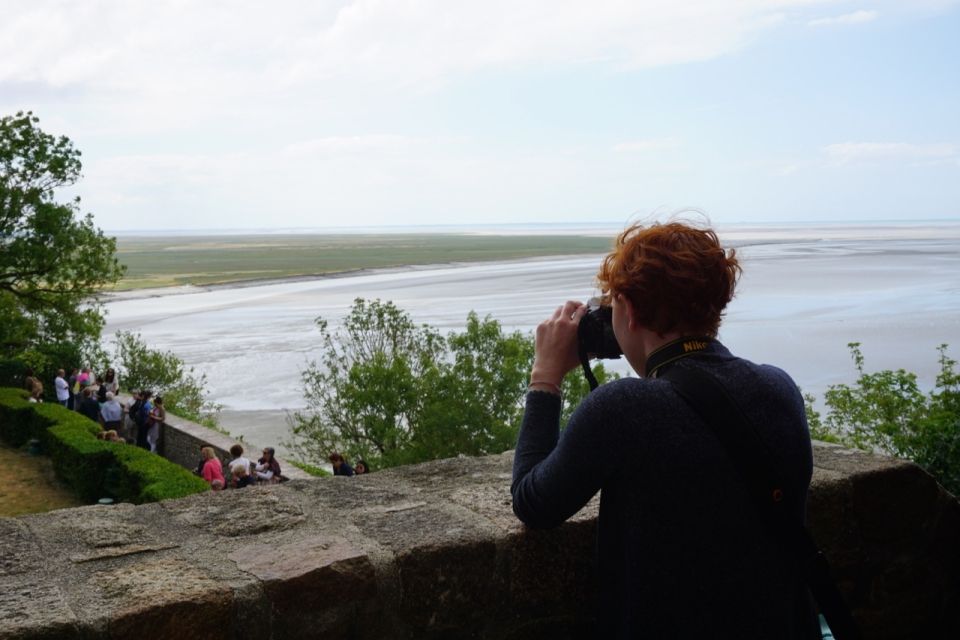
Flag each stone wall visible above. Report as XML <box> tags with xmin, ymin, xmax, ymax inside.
<box><xmin>1</xmin><ymin>442</ymin><xmax>957</xmax><ymax>640</ymax></box>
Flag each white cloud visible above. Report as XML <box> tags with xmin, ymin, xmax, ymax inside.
<box><xmin>808</xmin><ymin>10</ymin><xmax>879</xmax><ymax>27</ymax></box>
<box><xmin>283</xmin><ymin>135</ymin><xmax>422</xmax><ymax>157</ymax></box>
<box><xmin>0</xmin><ymin>2</ymin><xmax>847</xmax><ymax>108</ymax></box>
<box><xmin>823</xmin><ymin>142</ymin><xmax>958</xmax><ymax>165</ymax></box>
<box><xmin>613</xmin><ymin>138</ymin><xmax>681</xmax><ymax>153</ymax></box>
<box><xmin>0</xmin><ymin>1</ymin><xmax>944</xmax><ymax>140</ymax></box>
<box><xmin>5</xmin><ymin>0</ymin><xmax>959</xmax><ymax>228</ymax></box>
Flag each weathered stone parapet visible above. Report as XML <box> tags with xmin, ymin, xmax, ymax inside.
<box><xmin>1</xmin><ymin>443</ymin><xmax>957</xmax><ymax>639</ymax></box>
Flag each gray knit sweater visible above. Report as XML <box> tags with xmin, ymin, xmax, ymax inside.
<box><xmin>512</xmin><ymin>343</ymin><xmax>820</xmax><ymax>638</ymax></box>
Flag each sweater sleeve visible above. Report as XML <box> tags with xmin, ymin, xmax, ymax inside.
<box><xmin>511</xmin><ymin>388</ymin><xmax>614</xmax><ymax>529</ymax></box>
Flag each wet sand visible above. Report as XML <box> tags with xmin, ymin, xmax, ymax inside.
<box><xmin>103</xmin><ymin>223</ymin><xmax>960</xmax><ymax>457</ymax></box>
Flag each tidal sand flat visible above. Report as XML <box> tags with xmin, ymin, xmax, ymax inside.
<box><xmin>103</xmin><ymin>223</ymin><xmax>960</xmax><ymax>456</ymax></box>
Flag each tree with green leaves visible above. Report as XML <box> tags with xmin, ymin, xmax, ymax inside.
<box><xmin>286</xmin><ymin>298</ymin><xmax>615</xmax><ymax>470</ymax></box>
<box><xmin>112</xmin><ymin>331</ymin><xmax>221</xmax><ymax>428</ymax></box>
<box><xmin>0</xmin><ymin>111</ymin><xmax>124</xmax><ymax>379</ymax></box>
<box><xmin>806</xmin><ymin>343</ymin><xmax>960</xmax><ymax>496</ymax></box>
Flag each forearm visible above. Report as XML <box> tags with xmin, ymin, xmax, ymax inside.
<box><xmin>511</xmin><ymin>390</ymin><xmax>566</xmax><ymax>528</ymax></box>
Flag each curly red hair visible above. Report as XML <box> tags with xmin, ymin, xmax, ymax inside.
<box><xmin>597</xmin><ymin>221</ymin><xmax>741</xmax><ymax>337</ymax></box>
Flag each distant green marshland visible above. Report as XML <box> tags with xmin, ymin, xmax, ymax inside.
<box><xmin>113</xmin><ymin>233</ymin><xmax>612</xmax><ymax>290</ymax></box>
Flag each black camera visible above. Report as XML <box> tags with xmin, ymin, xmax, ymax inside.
<box><xmin>577</xmin><ymin>299</ymin><xmax>622</xmax><ymax>360</ymax></box>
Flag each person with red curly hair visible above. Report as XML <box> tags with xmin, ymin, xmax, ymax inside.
<box><xmin>512</xmin><ymin>220</ymin><xmax>819</xmax><ymax>638</ymax></box>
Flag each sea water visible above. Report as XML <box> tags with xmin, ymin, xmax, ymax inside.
<box><xmin>103</xmin><ymin>223</ymin><xmax>960</xmax><ymax>454</ymax></box>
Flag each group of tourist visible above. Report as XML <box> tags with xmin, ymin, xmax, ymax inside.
<box><xmin>194</xmin><ymin>446</ymin><xmax>372</xmax><ymax>492</ymax></box>
<box><xmin>197</xmin><ymin>443</ymin><xmax>286</xmax><ymax>491</ymax></box>
<box><xmin>24</xmin><ymin>367</ymin><xmax>166</xmax><ymax>453</ymax></box>
<box><xmin>25</xmin><ymin>367</ymin><xmax>371</xmax><ymax>494</ymax></box>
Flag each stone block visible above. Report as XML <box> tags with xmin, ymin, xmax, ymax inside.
<box><xmin>355</xmin><ymin>502</ymin><xmax>503</xmax><ymax>634</ymax></box>
<box><xmin>229</xmin><ymin>535</ymin><xmax>376</xmax><ymax>639</ymax></box>
<box><xmin>89</xmin><ymin>557</ymin><xmax>234</xmax><ymax>639</ymax></box>
<box><xmin>506</xmin><ymin>518</ymin><xmax>597</xmax><ymax>616</ymax></box>
<box><xmin>806</xmin><ymin>476</ymin><xmax>865</xmax><ymax>572</ymax></box>
<box><xmin>0</xmin><ymin>576</ymin><xmax>79</xmax><ymax>640</ymax></box>
<box><xmin>162</xmin><ymin>485</ymin><xmax>305</xmax><ymax>537</ymax></box>
<box><xmin>850</xmin><ymin>463</ymin><xmax>939</xmax><ymax>545</ymax></box>
<box><xmin>0</xmin><ymin>519</ymin><xmax>43</xmax><ymax>577</ymax></box>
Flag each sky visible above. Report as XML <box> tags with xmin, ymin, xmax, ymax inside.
<box><xmin>1</xmin><ymin>0</ymin><xmax>958</xmax><ymax>230</ymax></box>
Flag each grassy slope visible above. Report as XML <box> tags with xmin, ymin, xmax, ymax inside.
<box><xmin>0</xmin><ymin>442</ymin><xmax>84</xmax><ymax>516</ymax></box>
<box><xmin>113</xmin><ymin>234</ymin><xmax>612</xmax><ymax>290</ymax></box>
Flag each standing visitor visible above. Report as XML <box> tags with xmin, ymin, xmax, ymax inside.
<box><xmin>128</xmin><ymin>390</ymin><xmax>144</xmax><ymax>447</ymax></box>
<box><xmin>54</xmin><ymin>369</ymin><xmax>69</xmax><ymax>406</ymax></box>
<box><xmin>146</xmin><ymin>395</ymin><xmax>165</xmax><ymax>453</ymax></box>
<box><xmin>511</xmin><ymin>221</ymin><xmax>821</xmax><ymax>638</ymax></box>
<box><xmin>28</xmin><ymin>381</ymin><xmax>43</xmax><ymax>403</ymax></box>
<box><xmin>95</xmin><ymin>375</ymin><xmax>107</xmax><ymax>403</ymax></box>
<box><xmin>100</xmin><ymin>392</ymin><xmax>124</xmax><ymax>432</ymax></box>
<box><xmin>67</xmin><ymin>368</ymin><xmax>79</xmax><ymax>410</ymax></box>
<box><xmin>78</xmin><ymin>388</ymin><xmax>100</xmax><ymax>421</ymax></box>
<box><xmin>136</xmin><ymin>391</ymin><xmax>153</xmax><ymax>449</ymax></box>
<box><xmin>23</xmin><ymin>368</ymin><xmax>37</xmax><ymax>393</ymax></box>
<box><xmin>102</xmin><ymin>368</ymin><xmax>119</xmax><ymax>395</ymax></box>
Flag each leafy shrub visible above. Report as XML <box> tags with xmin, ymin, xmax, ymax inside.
<box><xmin>806</xmin><ymin>343</ymin><xmax>960</xmax><ymax>496</ymax></box>
<box><xmin>0</xmin><ymin>388</ymin><xmax>208</xmax><ymax>503</ymax></box>
<box><xmin>286</xmin><ymin>299</ymin><xmax>614</xmax><ymax>470</ymax></box>
<box><xmin>112</xmin><ymin>330</ymin><xmax>221</xmax><ymax>428</ymax></box>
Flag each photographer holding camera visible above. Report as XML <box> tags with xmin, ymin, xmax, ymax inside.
<box><xmin>512</xmin><ymin>220</ymin><xmax>828</xmax><ymax>639</ymax></box>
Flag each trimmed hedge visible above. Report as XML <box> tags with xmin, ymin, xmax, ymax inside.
<box><xmin>0</xmin><ymin>387</ymin><xmax>209</xmax><ymax>503</ymax></box>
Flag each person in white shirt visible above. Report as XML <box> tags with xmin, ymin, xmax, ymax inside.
<box><xmin>227</xmin><ymin>443</ymin><xmax>252</xmax><ymax>478</ymax></box>
<box><xmin>54</xmin><ymin>370</ymin><xmax>69</xmax><ymax>406</ymax></box>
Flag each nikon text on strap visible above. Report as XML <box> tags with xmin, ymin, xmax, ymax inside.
<box><xmin>655</xmin><ymin>347</ymin><xmax>861</xmax><ymax>640</ymax></box>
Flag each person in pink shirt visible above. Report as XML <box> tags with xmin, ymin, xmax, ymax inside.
<box><xmin>200</xmin><ymin>446</ymin><xmax>224</xmax><ymax>488</ymax></box>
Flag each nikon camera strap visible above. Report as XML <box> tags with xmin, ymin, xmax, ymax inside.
<box><xmin>655</xmin><ymin>350</ymin><xmax>861</xmax><ymax>640</ymax></box>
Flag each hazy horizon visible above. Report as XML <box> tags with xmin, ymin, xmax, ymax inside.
<box><xmin>105</xmin><ymin>218</ymin><xmax>960</xmax><ymax>236</ymax></box>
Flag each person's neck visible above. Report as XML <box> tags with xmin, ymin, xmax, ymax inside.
<box><xmin>639</xmin><ymin>330</ymin><xmax>683</xmax><ymax>376</ymax></box>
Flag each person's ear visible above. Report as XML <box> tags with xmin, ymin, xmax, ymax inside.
<box><xmin>619</xmin><ymin>294</ymin><xmax>639</xmax><ymax>331</ymax></box>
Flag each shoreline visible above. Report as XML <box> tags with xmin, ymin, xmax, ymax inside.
<box><xmin>101</xmin><ymin>254</ymin><xmax>599</xmax><ymax>302</ymax></box>
<box><xmin>103</xmin><ymin>222</ymin><xmax>960</xmax><ymax>301</ymax></box>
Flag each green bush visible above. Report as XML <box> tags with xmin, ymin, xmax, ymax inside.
<box><xmin>286</xmin><ymin>299</ymin><xmax>617</xmax><ymax>471</ymax></box>
<box><xmin>0</xmin><ymin>387</ymin><xmax>208</xmax><ymax>503</ymax></box>
<box><xmin>806</xmin><ymin>343</ymin><xmax>960</xmax><ymax>497</ymax></box>
<box><xmin>112</xmin><ymin>331</ymin><xmax>221</xmax><ymax>428</ymax></box>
